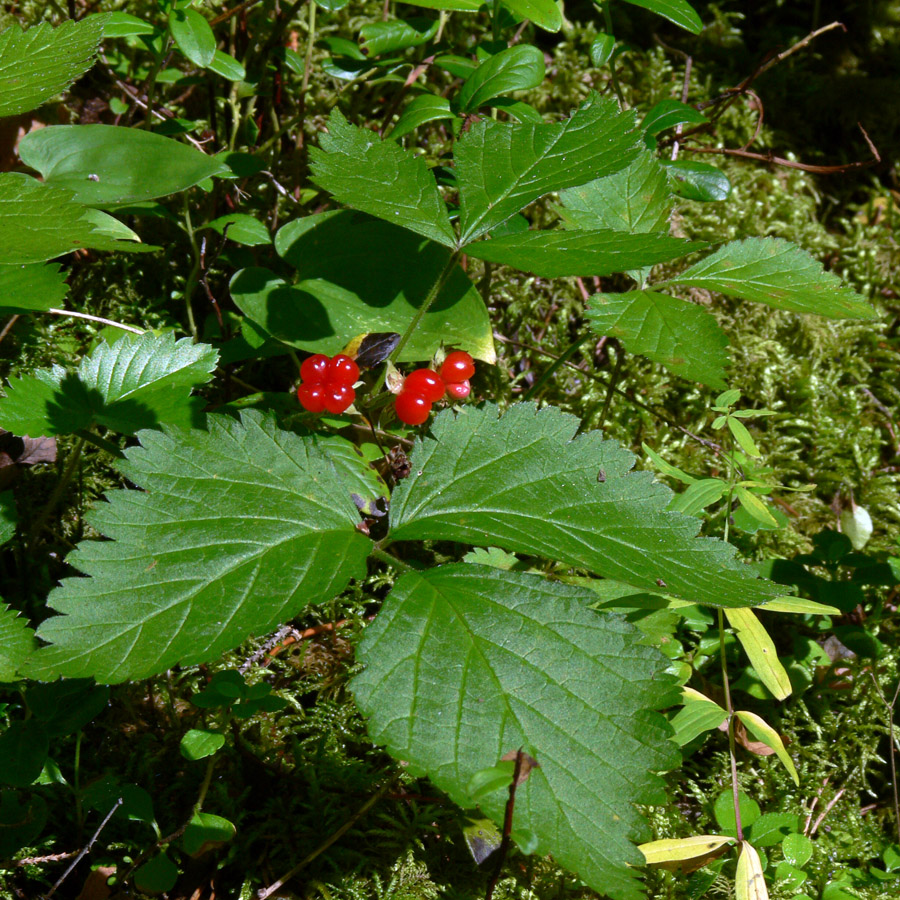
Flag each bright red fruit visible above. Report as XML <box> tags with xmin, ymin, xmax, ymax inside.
<box><xmin>326</xmin><ymin>354</ymin><xmax>360</xmax><ymax>386</ymax></box>
<box><xmin>297</xmin><ymin>383</ymin><xmax>327</xmax><ymax>413</ymax></box>
<box><xmin>395</xmin><ymin>392</ymin><xmax>431</xmax><ymax>426</ymax></box>
<box><xmin>446</xmin><ymin>380</ymin><xmax>471</xmax><ymax>400</ymax></box>
<box><xmin>440</xmin><ymin>350</ymin><xmax>475</xmax><ymax>383</ymax></box>
<box><xmin>403</xmin><ymin>368</ymin><xmax>445</xmax><ymax>402</ymax></box>
<box><xmin>323</xmin><ymin>383</ymin><xmax>355</xmax><ymax>414</ymax></box>
<box><xmin>300</xmin><ymin>354</ymin><xmax>330</xmax><ymax>384</ymax></box>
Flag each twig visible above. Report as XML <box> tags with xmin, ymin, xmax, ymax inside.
<box><xmin>0</xmin><ymin>314</ymin><xmax>20</xmax><ymax>345</ymax></box>
<box><xmin>683</xmin><ymin>136</ymin><xmax>879</xmax><ymax>174</ymax></box>
<box><xmin>869</xmin><ymin>672</ymin><xmax>900</xmax><ymax>842</ymax></box>
<box><xmin>209</xmin><ymin>0</ymin><xmax>264</xmax><ymax>27</ymax></box>
<box><xmin>671</xmin><ymin>55</ymin><xmax>692</xmax><ymax>162</ymax></box>
<box><xmin>756</xmin><ymin>21</ymin><xmax>846</xmax><ymax>78</ymax></box>
<box><xmin>810</xmin><ymin>786</ymin><xmax>846</xmax><ymax>835</ymax></box>
<box><xmin>485</xmin><ymin>749</ymin><xmax>526</xmax><ymax>900</ymax></box>
<box><xmin>42</xmin><ymin>798</ymin><xmax>122</xmax><ymax>899</ymax></box>
<box><xmin>256</xmin><ymin>781</ymin><xmax>391</xmax><ymax>899</ymax></box>
<box><xmin>46</xmin><ymin>309</ymin><xmax>145</xmax><ymax>334</ymax></box>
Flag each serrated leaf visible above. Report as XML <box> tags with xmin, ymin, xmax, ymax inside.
<box><xmin>389</xmin><ymin>94</ymin><xmax>454</xmax><ymax>140</ymax></box>
<box><xmin>0</xmin><ymin>174</ymin><xmax>145</xmax><ymax>264</ymax></box>
<box><xmin>388</xmin><ymin>403</ymin><xmax>780</xmax><ymax>607</ymax></box>
<box><xmin>559</xmin><ymin>150</ymin><xmax>672</xmax><ymax>235</ymax></box>
<box><xmin>250</xmin><ymin>210</ymin><xmax>494</xmax><ymax>363</ymax></box>
<box><xmin>28</xmin><ymin>411</ymin><xmax>371</xmax><ymax>682</ymax></box>
<box><xmin>455</xmin><ymin>93</ymin><xmax>641</xmax><ymax>244</ymax></box>
<box><xmin>621</xmin><ymin>0</ymin><xmax>702</xmax><ymax>34</ymax></box>
<box><xmin>587</xmin><ymin>291</ymin><xmax>729</xmax><ymax>388</ymax></box>
<box><xmin>735</xmin><ymin>710</ymin><xmax>798</xmax><ymax>785</ymax></box>
<box><xmin>0</xmin><ymin>16</ymin><xmax>106</xmax><ymax>117</ymax></box>
<box><xmin>671</xmin><ymin>237</ymin><xmax>876</xmax><ymax>320</ymax></box>
<box><xmin>0</xmin><ymin>604</ymin><xmax>35</xmax><ymax>682</ymax></box>
<box><xmin>457</xmin><ymin>44</ymin><xmax>545</xmax><ymax>113</ymax></box>
<box><xmin>19</xmin><ymin>125</ymin><xmax>230</xmax><ymax>206</ymax></box>
<box><xmin>353</xmin><ymin>564</ymin><xmax>680</xmax><ymax>899</ymax></box>
<box><xmin>724</xmin><ymin>608</ymin><xmax>791</xmax><ymax>700</ymax></box>
<box><xmin>0</xmin><ymin>332</ymin><xmax>218</xmax><ymax>437</ymax></box>
<box><xmin>0</xmin><ymin>263</ymin><xmax>68</xmax><ymax>314</ymax></box>
<box><xmin>466</xmin><ymin>230</ymin><xmax>702</xmax><ymax>277</ymax></box>
<box><xmin>169</xmin><ymin>7</ymin><xmax>216</xmax><ymax>68</ymax></box>
<box><xmin>309</xmin><ymin>109</ymin><xmax>456</xmax><ymax>248</ymax></box>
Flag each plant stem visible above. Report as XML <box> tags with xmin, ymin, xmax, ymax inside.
<box><xmin>718</xmin><ymin>608</ymin><xmax>743</xmax><ymax>841</ymax></box>
<box><xmin>371</xmin><ymin>547</ymin><xmax>415</xmax><ymax>574</ymax></box>
<box><xmin>180</xmin><ymin>197</ymin><xmax>202</xmax><ymax>340</ymax></box>
<box><xmin>600</xmin><ymin>2</ymin><xmax>625</xmax><ymax>106</ymax></box>
<box><xmin>76</xmin><ymin>430</ymin><xmax>126</xmax><ymax>459</ymax></box>
<box><xmin>46</xmin><ymin>309</ymin><xmax>145</xmax><ymax>335</ymax></box>
<box><xmin>597</xmin><ymin>344</ymin><xmax>624</xmax><ymax>429</ymax></box>
<box><xmin>522</xmin><ymin>333</ymin><xmax>590</xmax><ymax>401</ymax></box>
<box><xmin>28</xmin><ymin>437</ymin><xmax>85</xmax><ymax>546</ymax></box>
<box><xmin>389</xmin><ymin>251</ymin><xmax>460</xmax><ymax>365</ymax></box>
<box><xmin>301</xmin><ymin>1</ymin><xmax>317</xmax><ymax>98</ymax></box>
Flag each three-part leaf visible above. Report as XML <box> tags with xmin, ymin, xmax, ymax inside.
<box><xmin>388</xmin><ymin>403</ymin><xmax>781</xmax><ymax>607</ymax></box>
<box><xmin>670</xmin><ymin>237</ymin><xmax>876</xmax><ymax>319</ymax></box>
<box><xmin>28</xmin><ymin>411</ymin><xmax>372</xmax><ymax>682</ymax></box>
<box><xmin>353</xmin><ymin>564</ymin><xmax>680</xmax><ymax>899</ymax></box>
<box><xmin>456</xmin><ymin>93</ymin><xmax>640</xmax><ymax>243</ymax></box>
<box><xmin>309</xmin><ymin>109</ymin><xmax>456</xmax><ymax>248</ymax></box>
<box><xmin>587</xmin><ymin>291</ymin><xmax>729</xmax><ymax>389</ymax></box>
<box><xmin>0</xmin><ymin>332</ymin><xmax>218</xmax><ymax>437</ymax></box>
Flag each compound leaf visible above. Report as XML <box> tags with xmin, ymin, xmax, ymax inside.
<box><xmin>587</xmin><ymin>291</ymin><xmax>729</xmax><ymax>389</ymax></box>
<box><xmin>0</xmin><ymin>16</ymin><xmax>106</xmax><ymax>118</ymax></box>
<box><xmin>388</xmin><ymin>403</ymin><xmax>780</xmax><ymax>607</ymax></box>
<box><xmin>28</xmin><ymin>411</ymin><xmax>372</xmax><ymax>682</ymax></box>
<box><xmin>309</xmin><ymin>109</ymin><xmax>456</xmax><ymax>248</ymax></box>
<box><xmin>19</xmin><ymin>125</ymin><xmax>230</xmax><ymax>206</ymax></box>
<box><xmin>456</xmin><ymin>93</ymin><xmax>640</xmax><ymax>244</ymax></box>
<box><xmin>0</xmin><ymin>332</ymin><xmax>218</xmax><ymax>437</ymax></box>
<box><xmin>353</xmin><ymin>564</ymin><xmax>679</xmax><ymax>899</ymax></box>
<box><xmin>671</xmin><ymin>237</ymin><xmax>876</xmax><ymax>320</ymax></box>
<box><xmin>0</xmin><ymin>263</ymin><xmax>68</xmax><ymax>314</ymax></box>
<box><xmin>465</xmin><ymin>229</ymin><xmax>702</xmax><ymax>277</ymax></box>
<box><xmin>457</xmin><ymin>44</ymin><xmax>545</xmax><ymax>113</ymax></box>
<box><xmin>0</xmin><ymin>604</ymin><xmax>35</xmax><ymax>682</ymax></box>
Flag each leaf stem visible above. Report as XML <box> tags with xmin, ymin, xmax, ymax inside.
<box><xmin>599</xmin><ymin>2</ymin><xmax>625</xmax><ymax>106</ymax></box>
<box><xmin>28</xmin><ymin>437</ymin><xmax>85</xmax><ymax>547</ymax></box>
<box><xmin>370</xmin><ymin>547</ymin><xmax>416</xmax><ymax>574</ymax></box>
<box><xmin>718</xmin><ymin>607</ymin><xmax>743</xmax><ymax>842</ymax></box>
<box><xmin>597</xmin><ymin>344</ymin><xmax>625</xmax><ymax>429</ymax></box>
<box><xmin>76</xmin><ymin>429</ymin><xmax>126</xmax><ymax>459</ymax></box>
<box><xmin>181</xmin><ymin>197</ymin><xmax>202</xmax><ymax>340</ymax></box>
<box><xmin>46</xmin><ymin>309</ymin><xmax>145</xmax><ymax>335</ymax></box>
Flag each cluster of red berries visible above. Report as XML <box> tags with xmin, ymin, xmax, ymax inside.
<box><xmin>296</xmin><ymin>353</ymin><xmax>360</xmax><ymax>414</ymax></box>
<box><xmin>395</xmin><ymin>351</ymin><xmax>475</xmax><ymax>425</ymax></box>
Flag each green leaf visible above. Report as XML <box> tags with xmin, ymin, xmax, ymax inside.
<box><xmin>670</xmin><ymin>693</ymin><xmax>728</xmax><ymax>746</ymax></box>
<box><xmin>456</xmin><ymin>93</ymin><xmax>640</xmax><ymax>244</ymax></box>
<box><xmin>28</xmin><ymin>411</ymin><xmax>371</xmax><ymax>682</ymax></box>
<box><xmin>389</xmin><ymin>94</ymin><xmax>454</xmax><ymax>140</ymax></box>
<box><xmin>0</xmin><ymin>174</ymin><xmax>146</xmax><ymax>264</ymax></box>
<box><xmin>642</xmin><ymin>442</ymin><xmax>696</xmax><ymax>485</ymax></box>
<box><xmin>0</xmin><ymin>16</ymin><xmax>106</xmax><ymax>118</ymax></box>
<box><xmin>671</xmin><ymin>237</ymin><xmax>876</xmax><ymax>320</ymax></box>
<box><xmin>663</xmin><ymin>160</ymin><xmax>731</xmax><ymax>201</ymax></box>
<box><xmin>620</xmin><ymin>0</ymin><xmax>702</xmax><ymax>34</ymax></box>
<box><xmin>725</xmin><ymin>608</ymin><xmax>792</xmax><ymax>700</ymax></box>
<box><xmin>734</xmin><ymin>486</ymin><xmax>779</xmax><ymax>528</ymax></box>
<box><xmin>0</xmin><ymin>791</ymin><xmax>47</xmax><ymax>859</ymax></box>
<box><xmin>727</xmin><ymin>417</ymin><xmax>760</xmax><ymax>457</ymax></box>
<box><xmin>207</xmin><ymin>49</ymin><xmax>246</xmax><ymax>81</ymax></box>
<box><xmin>0</xmin><ymin>604</ymin><xmax>35</xmax><ymax>682</ymax></box>
<box><xmin>380</xmin><ymin>0</ymin><xmax>481</xmax><ymax>12</ymax></box>
<box><xmin>205</xmin><ymin>213</ymin><xmax>270</xmax><ymax>246</ymax></box>
<box><xmin>135</xmin><ymin>853</ymin><xmax>178</xmax><ymax>894</ymax></box>
<box><xmin>466</xmin><ymin>230</ymin><xmax>702</xmax><ymax>277</ymax></box>
<box><xmin>735</xmin><ymin>710</ymin><xmax>799</xmax><ymax>785</ymax></box>
<box><xmin>502</xmin><ymin>0</ymin><xmax>563</xmax><ymax>32</ymax></box>
<box><xmin>781</xmin><ymin>834</ymin><xmax>812</xmax><ymax>868</ymax></box>
<box><xmin>309</xmin><ymin>109</ymin><xmax>456</xmax><ymax>248</ymax></box>
<box><xmin>0</xmin><ymin>491</ymin><xmax>16</xmax><ymax>547</ymax></box>
<box><xmin>758</xmin><ymin>596</ymin><xmax>839</xmax><ymax>615</ymax></box>
<box><xmin>590</xmin><ymin>33</ymin><xmax>617</xmax><ymax>66</ymax></box>
<box><xmin>359</xmin><ymin>18</ymin><xmax>439</xmax><ymax>57</ymax></box>
<box><xmin>641</xmin><ymin>99</ymin><xmax>707</xmax><ymax>137</ymax></box>
<box><xmin>180</xmin><ymin>729</ymin><xmax>225</xmax><ymax>761</ymax></box>
<box><xmin>0</xmin><ymin>720</ymin><xmax>48</xmax><ymax>787</ymax></box>
<box><xmin>353</xmin><ymin>564</ymin><xmax>680</xmax><ymax>899</ymax></box>
<box><xmin>100</xmin><ymin>12</ymin><xmax>156</xmax><ymax>38</ymax></box>
<box><xmin>238</xmin><ymin>210</ymin><xmax>494</xmax><ymax>363</ymax></box>
<box><xmin>169</xmin><ymin>8</ymin><xmax>216</xmax><ymax>68</ymax></box>
<box><xmin>667</xmin><ymin>479</ymin><xmax>728</xmax><ymax>515</ymax></box>
<box><xmin>457</xmin><ymin>44</ymin><xmax>545</xmax><ymax>113</ymax></box>
<box><xmin>0</xmin><ymin>263</ymin><xmax>68</xmax><ymax>314</ymax></box>
<box><xmin>714</xmin><ymin>789</ymin><xmax>760</xmax><ymax>834</ymax></box>
<box><xmin>587</xmin><ymin>291</ymin><xmax>729</xmax><ymax>388</ymax></box>
<box><xmin>558</xmin><ymin>150</ymin><xmax>672</xmax><ymax>235</ymax></box>
<box><xmin>0</xmin><ymin>332</ymin><xmax>218</xmax><ymax>437</ymax></box>
<box><xmin>182</xmin><ymin>812</ymin><xmax>236</xmax><ymax>857</ymax></box>
<box><xmin>388</xmin><ymin>403</ymin><xmax>781</xmax><ymax>607</ymax></box>
<box><xmin>19</xmin><ymin>125</ymin><xmax>230</xmax><ymax>206</ymax></box>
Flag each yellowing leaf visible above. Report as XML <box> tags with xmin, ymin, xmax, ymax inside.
<box><xmin>735</xmin><ymin>710</ymin><xmax>799</xmax><ymax>785</ymax></box>
<box><xmin>639</xmin><ymin>835</ymin><xmax>734</xmax><ymax>872</ymax></box>
<box><xmin>725</xmin><ymin>608</ymin><xmax>791</xmax><ymax>700</ymax></box>
<box><xmin>735</xmin><ymin>841</ymin><xmax>769</xmax><ymax>900</ymax></box>
<box><xmin>758</xmin><ymin>596</ymin><xmax>840</xmax><ymax>616</ymax></box>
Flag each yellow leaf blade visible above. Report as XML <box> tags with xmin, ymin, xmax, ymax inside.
<box><xmin>736</xmin><ymin>709</ymin><xmax>799</xmax><ymax>785</ymax></box>
<box><xmin>735</xmin><ymin>840</ymin><xmax>769</xmax><ymax>900</ymax></box>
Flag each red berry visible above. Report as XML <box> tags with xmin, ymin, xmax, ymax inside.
<box><xmin>395</xmin><ymin>392</ymin><xmax>431</xmax><ymax>426</ymax></box>
<box><xmin>440</xmin><ymin>350</ymin><xmax>475</xmax><ymax>383</ymax></box>
<box><xmin>323</xmin><ymin>383</ymin><xmax>355</xmax><ymax>414</ymax></box>
<box><xmin>297</xmin><ymin>382</ymin><xmax>327</xmax><ymax>413</ymax></box>
<box><xmin>300</xmin><ymin>354</ymin><xmax>330</xmax><ymax>384</ymax></box>
<box><xmin>403</xmin><ymin>369</ymin><xmax>445</xmax><ymax>403</ymax></box>
<box><xmin>326</xmin><ymin>354</ymin><xmax>360</xmax><ymax>386</ymax></box>
<box><xmin>446</xmin><ymin>380</ymin><xmax>471</xmax><ymax>400</ymax></box>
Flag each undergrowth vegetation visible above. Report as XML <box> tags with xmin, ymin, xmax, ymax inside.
<box><xmin>0</xmin><ymin>1</ymin><xmax>898</xmax><ymax>899</ymax></box>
